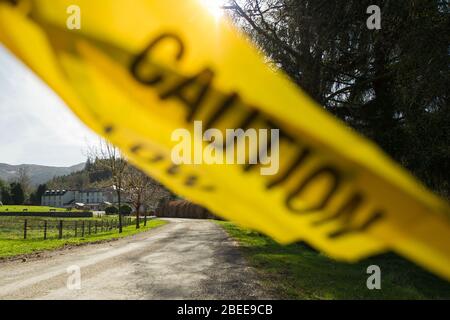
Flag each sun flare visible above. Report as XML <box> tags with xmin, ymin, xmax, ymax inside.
<box><xmin>199</xmin><ymin>0</ymin><xmax>224</xmax><ymax>20</ymax></box>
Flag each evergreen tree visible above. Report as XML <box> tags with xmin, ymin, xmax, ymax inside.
<box><xmin>0</xmin><ymin>179</ymin><xmax>11</xmax><ymax>205</ymax></box>
<box><xmin>228</xmin><ymin>0</ymin><xmax>449</xmax><ymax>195</ymax></box>
<box><xmin>29</xmin><ymin>184</ymin><xmax>47</xmax><ymax>205</ymax></box>
<box><xmin>10</xmin><ymin>182</ymin><xmax>25</xmax><ymax>205</ymax></box>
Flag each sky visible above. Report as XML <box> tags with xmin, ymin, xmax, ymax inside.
<box><xmin>0</xmin><ymin>0</ymin><xmax>226</xmax><ymax>168</ymax></box>
<box><xmin>0</xmin><ymin>45</ymin><xmax>100</xmax><ymax>167</ymax></box>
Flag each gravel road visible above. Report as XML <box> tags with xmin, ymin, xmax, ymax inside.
<box><xmin>0</xmin><ymin>218</ymin><xmax>271</xmax><ymax>300</ymax></box>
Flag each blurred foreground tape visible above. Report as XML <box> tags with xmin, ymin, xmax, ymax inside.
<box><xmin>0</xmin><ymin>0</ymin><xmax>449</xmax><ymax>280</ymax></box>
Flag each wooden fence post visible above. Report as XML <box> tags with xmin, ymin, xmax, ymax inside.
<box><xmin>23</xmin><ymin>219</ymin><xmax>27</xmax><ymax>240</ymax></box>
<box><xmin>82</xmin><ymin>221</ymin><xmax>85</xmax><ymax>237</ymax></box>
<box><xmin>88</xmin><ymin>221</ymin><xmax>91</xmax><ymax>235</ymax></box>
<box><xmin>44</xmin><ymin>220</ymin><xmax>47</xmax><ymax>240</ymax></box>
<box><xmin>58</xmin><ymin>220</ymin><xmax>63</xmax><ymax>239</ymax></box>
<box><xmin>144</xmin><ymin>215</ymin><xmax>147</xmax><ymax>227</ymax></box>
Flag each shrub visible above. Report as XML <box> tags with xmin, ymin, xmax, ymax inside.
<box><xmin>105</xmin><ymin>206</ymin><xmax>118</xmax><ymax>215</ymax></box>
<box><xmin>119</xmin><ymin>205</ymin><xmax>132</xmax><ymax>215</ymax></box>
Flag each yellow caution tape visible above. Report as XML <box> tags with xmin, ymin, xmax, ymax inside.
<box><xmin>0</xmin><ymin>0</ymin><xmax>449</xmax><ymax>280</ymax></box>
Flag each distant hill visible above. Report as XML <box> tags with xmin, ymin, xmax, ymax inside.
<box><xmin>0</xmin><ymin>163</ymin><xmax>86</xmax><ymax>186</ymax></box>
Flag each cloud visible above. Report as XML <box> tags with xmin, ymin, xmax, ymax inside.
<box><xmin>0</xmin><ymin>45</ymin><xmax>100</xmax><ymax>166</ymax></box>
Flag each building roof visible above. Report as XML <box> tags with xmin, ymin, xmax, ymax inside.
<box><xmin>44</xmin><ymin>190</ymin><xmax>67</xmax><ymax>195</ymax></box>
<box><xmin>44</xmin><ymin>188</ymin><xmax>113</xmax><ymax>195</ymax></box>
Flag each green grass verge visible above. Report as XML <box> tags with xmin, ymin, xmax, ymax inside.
<box><xmin>0</xmin><ymin>219</ymin><xmax>167</xmax><ymax>259</ymax></box>
<box><xmin>217</xmin><ymin>221</ymin><xmax>450</xmax><ymax>300</ymax></box>
<box><xmin>0</xmin><ymin>205</ymin><xmax>82</xmax><ymax>212</ymax></box>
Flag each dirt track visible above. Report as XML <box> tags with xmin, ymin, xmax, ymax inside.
<box><xmin>0</xmin><ymin>218</ymin><xmax>271</xmax><ymax>300</ymax></box>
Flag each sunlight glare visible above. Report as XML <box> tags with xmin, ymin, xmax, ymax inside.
<box><xmin>199</xmin><ymin>0</ymin><xmax>224</xmax><ymax>20</ymax></box>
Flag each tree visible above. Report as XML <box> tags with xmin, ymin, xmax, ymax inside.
<box><xmin>29</xmin><ymin>184</ymin><xmax>47</xmax><ymax>205</ymax></box>
<box><xmin>17</xmin><ymin>167</ymin><xmax>31</xmax><ymax>199</ymax></box>
<box><xmin>47</xmin><ymin>169</ymin><xmax>90</xmax><ymax>190</ymax></box>
<box><xmin>227</xmin><ymin>0</ymin><xmax>449</xmax><ymax>196</ymax></box>
<box><xmin>0</xmin><ymin>179</ymin><xmax>11</xmax><ymax>205</ymax></box>
<box><xmin>84</xmin><ymin>157</ymin><xmax>93</xmax><ymax>171</ymax></box>
<box><xmin>88</xmin><ymin>139</ymin><xmax>128</xmax><ymax>233</ymax></box>
<box><xmin>124</xmin><ymin>165</ymin><xmax>169</xmax><ymax>228</ymax></box>
<box><xmin>10</xmin><ymin>182</ymin><xmax>25</xmax><ymax>205</ymax></box>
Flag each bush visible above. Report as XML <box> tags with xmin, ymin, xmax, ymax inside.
<box><xmin>119</xmin><ymin>205</ymin><xmax>132</xmax><ymax>215</ymax></box>
<box><xmin>105</xmin><ymin>206</ymin><xmax>118</xmax><ymax>215</ymax></box>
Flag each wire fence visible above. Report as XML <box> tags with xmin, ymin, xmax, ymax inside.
<box><xmin>0</xmin><ymin>216</ymin><xmax>139</xmax><ymax>240</ymax></box>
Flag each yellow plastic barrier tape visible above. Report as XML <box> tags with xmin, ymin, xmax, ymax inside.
<box><xmin>0</xmin><ymin>0</ymin><xmax>449</xmax><ymax>280</ymax></box>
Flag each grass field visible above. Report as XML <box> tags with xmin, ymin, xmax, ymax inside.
<box><xmin>218</xmin><ymin>221</ymin><xmax>450</xmax><ymax>300</ymax></box>
<box><xmin>0</xmin><ymin>205</ymin><xmax>82</xmax><ymax>212</ymax></box>
<box><xmin>0</xmin><ymin>218</ymin><xmax>167</xmax><ymax>258</ymax></box>
<box><xmin>0</xmin><ymin>215</ymin><xmax>133</xmax><ymax>240</ymax></box>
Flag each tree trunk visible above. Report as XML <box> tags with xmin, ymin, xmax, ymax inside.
<box><xmin>370</xmin><ymin>36</ymin><xmax>396</xmax><ymax>155</ymax></box>
<box><xmin>135</xmin><ymin>204</ymin><xmax>140</xmax><ymax>229</ymax></box>
<box><xmin>117</xmin><ymin>189</ymin><xmax>122</xmax><ymax>233</ymax></box>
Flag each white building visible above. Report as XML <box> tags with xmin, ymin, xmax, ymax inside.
<box><xmin>41</xmin><ymin>189</ymin><xmax>119</xmax><ymax>210</ymax></box>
